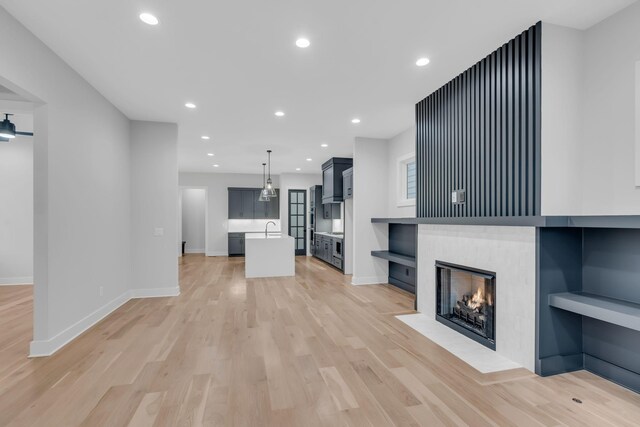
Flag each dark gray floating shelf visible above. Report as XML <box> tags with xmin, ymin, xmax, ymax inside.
<box><xmin>371</xmin><ymin>215</ymin><xmax>640</xmax><ymax>229</ymax></box>
<box><xmin>549</xmin><ymin>292</ymin><xmax>640</xmax><ymax>332</ymax></box>
<box><xmin>370</xmin><ymin>251</ymin><xmax>416</xmax><ymax>268</ymax></box>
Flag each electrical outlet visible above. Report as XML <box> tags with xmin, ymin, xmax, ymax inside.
<box><xmin>451</xmin><ymin>189</ymin><xmax>466</xmax><ymax>205</ymax></box>
<box><xmin>99</xmin><ymin>286</ymin><xmax>104</xmax><ymax>297</ymax></box>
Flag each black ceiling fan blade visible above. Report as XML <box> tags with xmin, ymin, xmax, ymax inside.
<box><xmin>15</xmin><ymin>131</ymin><xmax>34</xmax><ymax>136</ymax></box>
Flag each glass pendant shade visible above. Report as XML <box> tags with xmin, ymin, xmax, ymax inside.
<box><xmin>266</xmin><ymin>150</ymin><xmax>277</xmax><ymax>198</ymax></box>
<box><xmin>258</xmin><ymin>163</ymin><xmax>270</xmax><ymax>201</ymax></box>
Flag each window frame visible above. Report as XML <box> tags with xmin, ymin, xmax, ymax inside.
<box><xmin>397</xmin><ymin>153</ymin><xmax>417</xmax><ymax>207</ymax></box>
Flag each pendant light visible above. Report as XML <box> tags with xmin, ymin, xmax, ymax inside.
<box><xmin>0</xmin><ymin>114</ymin><xmax>16</xmax><ymax>139</ymax></box>
<box><xmin>258</xmin><ymin>163</ymin><xmax>270</xmax><ymax>201</ymax></box>
<box><xmin>265</xmin><ymin>149</ymin><xmax>277</xmax><ymax>198</ymax></box>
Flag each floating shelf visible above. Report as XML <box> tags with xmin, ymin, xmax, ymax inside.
<box><xmin>371</xmin><ymin>215</ymin><xmax>640</xmax><ymax>229</ymax></box>
<box><xmin>549</xmin><ymin>292</ymin><xmax>640</xmax><ymax>332</ymax></box>
<box><xmin>371</xmin><ymin>251</ymin><xmax>416</xmax><ymax>268</ymax></box>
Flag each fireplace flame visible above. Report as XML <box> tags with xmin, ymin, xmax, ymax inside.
<box><xmin>467</xmin><ymin>287</ymin><xmax>486</xmax><ymax>311</ymax></box>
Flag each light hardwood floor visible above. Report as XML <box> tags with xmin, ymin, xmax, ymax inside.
<box><xmin>1</xmin><ymin>255</ymin><xmax>640</xmax><ymax>426</ymax></box>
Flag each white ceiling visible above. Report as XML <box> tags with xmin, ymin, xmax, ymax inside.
<box><xmin>0</xmin><ymin>0</ymin><xmax>634</xmax><ymax>174</ymax></box>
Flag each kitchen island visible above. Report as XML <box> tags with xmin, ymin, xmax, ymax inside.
<box><xmin>244</xmin><ymin>233</ymin><xmax>295</xmax><ymax>278</ymax></box>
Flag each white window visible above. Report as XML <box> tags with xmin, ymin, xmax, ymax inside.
<box><xmin>397</xmin><ymin>153</ymin><xmax>417</xmax><ymax>207</ymax></box>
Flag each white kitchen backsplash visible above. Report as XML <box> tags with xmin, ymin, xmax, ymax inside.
<box><xmin>228</xmin><ymin>219</ymin><xmax>282</xmax><ymax>233</ymax></box>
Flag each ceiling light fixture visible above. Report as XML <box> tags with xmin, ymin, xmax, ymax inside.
<box><xmin>320</xmin><ymin>143</ymin><xmax>328</xmax><ymax>148</ymax></box>
<box><xmin>296</xmin><ymin>38</ymin><xmax>310</xmax><ymax>48</ymax></box>
<box><xmin>185</xmin><ymin>102</ymin><xmax>196</xmax><ymax>109</ymax></box>
<box><xmin>275</xmin><ymin>111</ymin><xmax>285</xmax><ymax>117</ymax></box>
<box><xmin>351</xmin><ymin>118</ymin><xmax>361</xmax><ymax>124</ymax></box>
<box><xmin>295</xmin><ymin>168</ymin><xmax>301</xmax><ymax>171</ymax></box>
<box><xmin>416</xmin><ymin>57</ymin><xmax>430</xmax><ymax>67</ymax></box>
<box><xmin>207</xmin><ymin>153</ymin><xmax>214</xmax><ymax>156</ymax></box>
<box><xmin>201</xmin><ymin>135</ymin><xmax>210</xmax><ymax>140</ymax></box>
<box><xmin>139</xmin><ymin>13</ymin><xmax>159</xmax><ymax>26</ymax></box>
<box><xmin>259</xmin><ymin>163</ymin><xmax>270</xmax><ymax>201</ymax></box>
<box><xmin>213</xmin><ymin>164</ymin><xmax>219</xmax><ymax>168</ymax></box>
<box><xmin>264</xmin><ymin>150</ymin><xmax>277</xmax><ymax>198</ymax></box>
<box><xmin>306</xmin><ymin>158</ymin><xmax>312</xmax><ymax>162</ymax></box>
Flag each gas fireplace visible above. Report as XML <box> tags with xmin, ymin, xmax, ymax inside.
<box><xmin>436</xmin><ymin>261</ymin><xmax>496</xmax><ymax>350</ymax></box>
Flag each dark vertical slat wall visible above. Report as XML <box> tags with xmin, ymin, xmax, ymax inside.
<box><xmin>416</xmin><ymin>22</ymin><xmax>541</xmax><ymax>218</ymax></box>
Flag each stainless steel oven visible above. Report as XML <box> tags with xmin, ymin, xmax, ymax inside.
<box><xmin>332</xmin><ymin>238</ymin><xmax>342</xmax><ymax>258</ymax></box>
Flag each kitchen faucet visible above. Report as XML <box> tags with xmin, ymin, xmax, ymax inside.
<box><xmin>265</xmin><ymin>221</ymin><xmax>276</xmax><ymax>237</ymax></box>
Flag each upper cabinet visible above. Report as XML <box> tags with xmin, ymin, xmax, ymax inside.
<box><xmin>342</xmin><ymin>167</ymin><xmax>353</xmax><ymax>200</ymax></box>
<box><xmin>228</xmin><ymin>188</ymin><xmax>279</xmax><ymax>219</ymax></box>
<box><xmin>321</xmin><ymin>157</ymin><xmax>353</xmax><ymax>204</ymax></box>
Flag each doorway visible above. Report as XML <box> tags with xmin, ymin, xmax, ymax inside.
<box><xmin>288</xmin><ymin>189</ymin><xmax>307</xmax><ymax>256</ymax></box>
<box><xmin>180</xmin><ymin>188</ymin><xmax>208</xmax><ymax>256</ymax></box>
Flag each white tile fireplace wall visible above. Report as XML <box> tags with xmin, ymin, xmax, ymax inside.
<box><xmin>417</xmin><ymin>224</ymin><xmax>537</xmax><ymax>372</ymax></box>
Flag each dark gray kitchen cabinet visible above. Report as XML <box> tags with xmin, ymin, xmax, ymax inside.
<box><xmin>229</xmin><ymin>188</ymin><xmax>278</xmax><ymax>219</ymax></box>
<box><xmin>322</xmin><ymin>203</ymin><xmax>341</xmax><ymax>220</ymax></box>
<box><xmin>342</xmin><ymin>167</ymin><xmax>353</xmax><ymax>199</ymax></box>
<box><xmin>228</xmin><ymin>233</ymin><xmax>245</xmax><ymax>256</ymax></box>
<box><xmin>321</xmin><ymin>157</ymin><xmax>353</xmax><ymax>203</ymax></box>
<box><xmin>267</xmin><ymin>189</ymin><xmax>280</xmax><ymax>218</ymax></box>
<box><xmin>228</xmin><ymin>188</ymin><xmax>255</xmax><ymax>219</ymax></box>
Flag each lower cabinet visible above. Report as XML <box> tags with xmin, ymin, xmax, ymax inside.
<box><xmin>228</xmin><ymin>233</ymin><xmax>245</xmax><ymax>256</ymax></box>
<box><xmin>312</xmin><ymin>235</ymin><xmax>343</xmax><ymax>271</ymax></box>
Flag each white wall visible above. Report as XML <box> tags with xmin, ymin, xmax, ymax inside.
<box><xmin>0</xmin><ymin>8</ymin><xmax>135</xmax><ymax>354</ymax></box>
<box><xmin>179</xmin><ymin>173</ymin><xmax>280</xmax><ymax>256</ymax></box>
<box><xmin>279</xmin><ymin>173</ymin><xmax>322</xmax><ymax>255</ymax></box>
<box><xmin>130</xmin><ymin>121</ymin><xmax>179</xmax><ymax>295</ymax></box>
<box><xmin>0</xmin><ymin>135</ymin><xmax>33</xmax><ymax>284</ymax></box>
<box><xmin>541</xmin><ymin>23</ymin><xmax>585</xmax><ymax>215</ymax></box>
<box><xmin>387</xmin><ymin>126</ymin><xmax>417</xmax><ymax>218</ymax></box>
<box><xmin>580</xmin><ymin>2</ymin><xmax>640</xmax><ymax>214</ymax></box>
<box><xmin>352</xmin><ymin>137</ymin><xmax>389</xmax><ymax>285</ymax></box>
<box><xmin>181</xmin><ymin>188</ymin><xmax>206</xmax><ymax>253</ymax></box>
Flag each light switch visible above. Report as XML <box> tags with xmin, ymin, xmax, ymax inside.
<box><xmin>154</xmin><ymin>227</ymin><xmax>164</xmax><ymax>236</ymax></box>
<box><xmin>451</xmin><ymin>191</ymin><xmax>458</xmax><ymax>203</ymax></box>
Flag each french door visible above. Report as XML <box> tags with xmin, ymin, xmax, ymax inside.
<box><xmin>288</xmin><ymin>190</ymin><xmax>307</xmax><ymax>256</ymax></box>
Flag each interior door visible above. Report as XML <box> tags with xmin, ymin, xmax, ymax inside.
<box><xmin>288</xmin><ymin>189</ymin><xmax>307</xmax><ymax>256</ymax></box>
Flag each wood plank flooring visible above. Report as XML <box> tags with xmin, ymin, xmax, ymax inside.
<box><xmin>1</xmin><ymin>255</ymin><xmax>640</xmax><ymax>426</ymax></box>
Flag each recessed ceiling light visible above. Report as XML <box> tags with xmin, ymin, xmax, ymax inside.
<box><xmin>207</xmin><ymin>153</ymin><xmax>214</xmax><ymax>156</ymax></box>
<box><xmin>139</xmin><ymin>13</ymin><xmax>159</xmax><ymax>26</ymax></box>
<box><xmin>296</xmin><ymin>38</ymin><xmax>310</xmax><ymax>48</ymax></box>
<box><xmin>275</xmin><ymin>111</ymin><xmax>285</xmax><ymax>117</ymax></box>
<box><xmin>351</xmin><ymin>118</ymin><xmax>361</xmax><ymax>124</ymax></box>
<box><xmin>296</xmin><ymin>168</ymin><xmax>301</xmax><ymax>171</ymax></box>
<box><xmin>185</xmin><ymin>102</ymin><xmax>196</xmax><ymax>109</ymax></box>
<box><xmin>306</xmin><ymin>158</ymin><xmax>312</xmax><ymax>162</ymax></box>
<box><xmin>416</xmin><ymin>57</ymin><xmax>430</xmax><ymax>67</ymax></box>
<box><xmin>213</xmin><ymin>164</ymin><xmax>219</xmax><ymax>168</ymax></box>
<box><xmin>321</xmin><ymin>143</ymin><xmax>328</xmax><ymax>148</ymax></box>
<box><xmin>201</xmin><ymin>135</ymin><xmax>210</xmax><ymax>140</ymax></box>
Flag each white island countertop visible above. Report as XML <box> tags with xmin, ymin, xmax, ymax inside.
<box><xmin>245</xmin><ymin>233</ymin><xmax>295</xmax><ymax>278</ymax></box>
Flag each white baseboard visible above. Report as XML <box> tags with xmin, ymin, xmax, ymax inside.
<box><xmin>29</xmin><ymin>286</ymin><xmax>181</xmax><ymax>357</ymax></box>
<box><xmin>206</xmin><ymin>251</ymin><xmax>228</xmax><ymax>257</ymax></box>
<box><xmin>185</xmin><ymin>249</ymin><xmax>205</xmax><ymax>254</ymax></box>
<box><xmin>0</xmin><ymin>276</ymin><xmax>33</xmax><ymax>285</ymax></box>
<box><xmin>29</xmin><ymin>290</ymin><xmax>131</xmax><ymax>357</ymax></box>
<box><xmin>130</xmin><ymin>286</ymin><xmax>180</xmax><ymax>298</ymax></box>
<box><xmin>351</xmin><ymin>276</ymin><xmax>388</xmax><ymax>286</ymax></box>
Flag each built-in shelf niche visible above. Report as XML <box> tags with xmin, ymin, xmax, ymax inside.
<box><xmin>371</xmin><ymin>220</ymin><xmax>417</xmax><ymax>295</ymax></box>
<box><xmin>538</xmin><ymin>227</ymin><xmax>640</xmax><ymax>393</ymax></box>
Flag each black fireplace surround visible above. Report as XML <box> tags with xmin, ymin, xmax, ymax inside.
<box><xmin>436</xmin><ymin>261</ymin><xmax>496</xmax><ymax>350</ymax></box>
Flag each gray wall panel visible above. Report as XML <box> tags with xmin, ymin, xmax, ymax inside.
<box><xmin>416</xmin><ymin>22</ymin><xmax>541</xmax><ymax>218</ymax></box>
